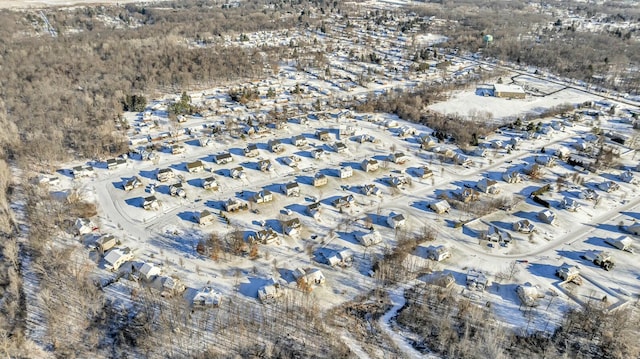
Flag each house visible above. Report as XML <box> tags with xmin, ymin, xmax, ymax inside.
<box><xmin>74</xmin><ymin>218</ymin><xmax>96</xmax><ymax>235</ymax></box>
<box><xmin>171</xmin><ymin>144</ymin><xmax>186</xmax><ymax>155</ymax></box>
<box><xmin>202</xmin><ymin>176</ymin><xmax>218</xmax><ymax>191</ymax></box>
<box><xmin>186</xmin><ymin>160</ymin><xmax>205</xmax><ymax>173</ymax></box>
<box><xmin>620</xmin><ymin>170</ymin><xmax>635</xmax><ymax>183</ymax></box>
<box><xmin>579</xmin><ymin>189</ymin><xmax>600</xmax><ymax>201</ymax></box>
<box><xmin>535</xmin><ymin>155</ymin><xmax>555</xmax><ymax>167</ymax></box>
<box><xmin>466</xmin><ymin>269</ymin><xmax>489</xmax><ymax>291</ymax></box>
<box><xmin>137</xmin><ymin>262</ymin><xmax>161</xmax><ymax>281</ymax></box>
<box><xmin>339</xmin><ymin>166</ymin><xmax>353</xmax><ymax>179</ymax></box>
<box><xmin>333</xmin><ymin>141</ymin><xmax>348</xmax><ymax>153</ymax></box>
<box><xmin>311</xmin><ymin>148</ymin><xmax>325</xmax><ymax>159</ymax></box>
<box><xmin>429</xmin><ymin>272</ymin><xmax>455</xmax><ymax>288</ymax></box>
<box><xmin>169</xmin><ymin>183</ymin><xmax>186</xmax><ymax>198</ymax></box>
<box><xmin>306</xmin><ymin>202</ymin><xmax>322</xmax><ymax>217</ymax></box>
<box><xmin>493</xmin><ymin>83</ymin><xmax>526</xmax><ymax>99</ymax></box>
<box><xmin>598</xmin><ymin>181</ymin><xmax>619</xmax><ymax>193</ymax></box>
<box><xmin>293</xmin><ymin>268</ymin><xmax>325</xmax><ymax>287</ymax></box>
<box><xmin>268</xmin><ymin>139</ymin><xmax>284</xmax><ymax>153</ymax></box>
<box><xmin>427</xmin><ymin>245</ymin><xmax>451</xmax><ymax>262</ymax></box>
<box><xmin>95</xmin><ymin>234</ymin><xmax>117</xmax><ymax>254</ymax></box>
<box><xmin>258</xmin><ymin>283</ymin><xmax>284</xmax><ymax>303</ymax></box>
<box><xmin>317</xmin><ymin>248</ymin><xmax>353</xmax><ymax>267</ymax></box>
<box><xmin>123</xmin><ymin>176</ymin><xmax>143</xmax><ymax>191</ymax></box>
<box><xmin>252</xmin><ymin>190</ymin><xmax>274</xmax><ymax>204</ymax></box>
<box><xmin>388</xmin><ymin>152</ymin><xmax>409</xmax><ymax>164</ymax></box>
<box><xmin>35</xmin><ymin>174</ymin><xmax>60</xmax><ymax>187</ymax></box>
<box><xmin>282</xmin><ymin>182</ymin><xmax>300</xmax><ymax>197</ymax></box>
<box><xmin>249</xmin><ymin>228</ymin><xmax>279</xmax><ymax>244</ymax></box>
<box><xmin>388</xmin><ymin>175</ymin><xmax>409</xmax><ymax>188</ymax></box>
<box><xmin>560</xmin><ymin>197</ymin><xmax>580</xmax><ymax>211</ymax></box>
<box><xmin>244</xmin><ymin>144</ymin><xmax>259</xmax><ymax>157</ymax></box>
<box><xmin>417</xmin><ymin>166</ymin><xmax>433</xmax><ymax>179</ymax></box>
<box><xmin>556</xmin><ymin>263</ymin><xmax>581</xmax><ymax>283</ymax></box>
<box><xmin>452</xmin><ymin>153</ymin><xmax>471</xmax><ymax>166</ymax></box>
<box><xmin>332</xmin><ymin>195</ymin><xmax>355</xmax><ymax>209</ymax></box>
<box><xmin>485</xmin><ymin>225</ymin><xmax>513</xmax><ymax>244</ymax></box>
<box><xmin>316</xmin><ymin>130</ymin><xmax>331</xmax><ymax>141</ymax></box>
<box><xmin>420</xmin><ymin>134</ymin><xmax>438</xmax><ymax>149</ymax></box>
<box><xmin>383</xmin><ymin>119</ymin><xmax>399</xmax><ymax>128</ymax></box>
<box><xmin>257</xmin><ymin>159</ymin><xmax>273</xmax><ymax>172</ymax></box>
<box><xmin>387</xmin><ymin>213</ymin><xmax>406</xmax><ymax>229</ymax></box>
<box><xmin>104</xmin><ymin>247</ymin><xmax>134</xmax><ymax>271</ymax></box>
<box><xmin>193</xmin><ymin>287</ymin><xmax>222</xmax><ymax>307</ymax></box>
<box><xmin>517</xmin><ymin>285</ymin><xmax>545</xmax><ymax>307</ymax></box>
<box><xmin>513</xmin><ymin>219</ymin><xmax>535</xmax><ymax>233</ymax></box>
<box><xmin>430</xmin><ymin>200</ymin><xmax>451</xmax><ymax>214</ymax></box>
<box><xmin>354</xmin><ymin>134</ymin><xmax>375</xmax><ymax>143</ymax></box>
<box><xmin>156</xmin><ymin>168</ymin><xmax>175</xmax><ymax>182</ymax></box>
<box><xmin>477</xmin><ymin>178</ymin><xmax>500</xmax><ymax>194</ymax></box>
<box><xmin>356</xmin><ymin>229</ymin><xmax>383</xmax><ymax>247</ymax></box>
<box><xmin>150</xmin><ymin>275</ymin><xmax>186</xmax><ymax>298</ymax></box>
<box><xmin>502</xmin><ymin>170</ymin><xmax>523</xmax><ymax>184</ymax></box>
<box><xmin>538</xmin><ymin>210</ymin><xmax>557</xmax><ymax>224</ymax></box>
<box><xmin>282</xmin><ymin>218</ymin><xmax>302</xmax><ymax>236</ymax></box>
<box><xmin>627</xmin><ymin>222</ymin><xmax>640</xmax><ymax>236</ymax></box>
<box><xmin>143</xmin><ymin>196</ymin><xmax>159</xmax><ymax>210</ymax></box>
<box><xmin>361</xmin><ymin>159</ymin><xmax>379</xmax><ymax>172</ymax></box>
<box><xmin>224</xmin><ymin>198</ymin><xmax>248</xmax><ymax>212</ymax></box>
<box><xmin>214</xmin><ymin>152</ymin><xmax>233</xmax><ymax>164</ymax></box>
<box><xmin>605</xmin><ymin>236</ymin><xmax>634</xmax><ymax>252</ymax></box>
<box><xmin>106</xmin><ymin>158</ymin><xmax>127</xmax><ymax>170</ymax></box>
<box><xmin>361</xmin><ymin>184</ymin><xmax>381</xmax><ymax>196</ymax></box>
<box><xmin>313</xmin><ymin>173</ymin><xmax>328</xmax><ymax>187</ymax></box>
<box><xmin>199</xmin><ymin>137</ymin><xmax>213</xmax><ymax>147</ymax></box>
<box><xmin>72</xmin><ymin>165</ymin><xmax>94</xmax><ymax>179</ymax></box>
<box><xmin>230</xmin><ymin>167</ymin><xmax>246</xmax><ymax>179</ymax></box>
<box><xmin>197</xmin><ymin>210</ymin><xmax>215</xmax><ymax>226</ymax></box>
<box><xmin>398</xmin><ymin>126</ymin><xmax>417</xmax><ymax>138</ymax></box>
<box><xmin>472</xmin><ymin>148</ymin><xmax>487</xmax><ymax>157</ymax></box>
<box><xmin>292</xmin><ymin>135</ymin><xmax>307</xmax><ymax>147</ymax></box>
<box><xmin>456</xmin><ymin>188</ymin><xmax>479</xmax><ymax>203</ymax></box>
<box><xmin>281</xmin><ymin>156</ymin><xmax>299</xmax><ymax>167</ymax></box>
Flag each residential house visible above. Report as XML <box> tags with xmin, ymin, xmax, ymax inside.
<box><xmin>316</xmin><ymin>130</ymin><xmax>331</xmax><ymax>141</ymax></box>
<box><xmin>354</xmin><ymin>134</ymin><xmax>374</xmax><ymax>143</ymax></box>
<box><xmin>472</xmin><ymin>148</ymin><xmax>487</xmax><ymax>157</ymax></box>
<box><xmin>306</xmin><ymin>202</ymin><xmax>322</xmax><ymax>218</ymax></box>
<box><xmin>169</xmin><ymin>183</ymin><xmax>186</xmax><ymax>198</ymax></box>
<box><xmin>485</xmin><ymin>225</ymin><xmax>513</xmax><ymax>244</ymax></box>
<box><xmin>361</xmin><ymin>184</ymin><xmax>381</xmax><ymax>196</ymax></box>
<box><xmin>256</xmin><ymin>159</ymin><xmax>272</xmax><ymax>172</ymax></box>
<box><xmin>430</xmin><ymin>200</ymin><xmax>451</xmax><ymax>214</ymax></box>
<box><xmin>452</xmin><ymin>153</ymin><xmax>471</xmax><ymax>166</ymax></box>
<box><xmin>556</xmin><ymin>263</ymin><xmax>581</xmax><ymax>283</ymax></box>
<box><xmin>282</xmin><ymin>182</ymin><xmax>300</xmax><ymax>197</ymax></box>
<box><xmin>252</xmin><ymin>190</ymin><xmax>274</xmax><ymax>204</ymax></box>
<box><xmin>151</xmin><ymin>276</ymin><xmax>186</xmax><ymax>298</ymax></box>
<box><xmin>186</xmin><ymin>160</ymin><xmax>205</xmax><ymax>173</ymax></box>
<box><xmin>156</xmin><ymin>168</ymin><xmax>175</xmax><ymax>182</ymax></box>
<box><xmin>598</xmin><ymin>181</ymin><xmax>619</xmax><ymax>193</ymax></box>
<box><xmin>356</xmin><ymin>229</ymin><xmax>383</xmax><ymax>247</ymax></box>
<box><xmin>383</xmin><ymin>119</ymin><xmax>399</xmax><ymax>128</ymax></box>
<box><xmin>456</xmin><ymin>188</ymin><xmax>479</xmax><ymax>203</ymax></box>
<box><xmin>427</xmin><ymin>245</ymin><xmax>451</xmax><ymax>262</ymax></box>
<box><xmin>72</xmin><ymin>165</ymin><xmax>94</xmax><ymax>179</ymax></box>
<box><xmin>502</xmin><ymin>170</ymin><xmax>523</xmax><ymax>183</ymax></box>
<box><xmin>620</xmin><ymin>170</ymin><xmax>635</xmax><ymax>183</ymax></box>
<box><xmin>230</xmin><ymin>167</ymin><xmax>246</xmax><ymax>179</ymax></box>
<box><xmin>626</xmin><ymin>222</ymin><xmax>640</xmax><ymax>236</ymax></box>
<box><xmin>143</xmin><ymin>196</ymin><xmax>159</xmax><ymax>210</ymax></box>
<box><xmin>388</xmin><ymin>175</ymin><xmax>409</xmax><ymax>188</ymax></box>
<box><xmin>311</xmin><ymin>148</ymin><xmax>325</xmax><ymax>159</ymax></box>
<box><xmin>387</xmin><ymin>213</ymin><xmax>406</xmax><ymax>229</ymax></box>
<box><xmin>249</xmin><ymin>228</ymin><xmax>279</xmax><ymax>244</ymax></box>
<box><xmin>95</xmin><ymin>234</ymin><xmax>117</xmax><ymax>254</ymax></box>
<box><xmin>282</xmin><ymin>218</ymin><xmax>302</xmax><ymax>236</ymax></box>
<box><xmin>268</xmin><ymin>139</ymin><xmax>284</xmax><ymax>153</ymax></box>
<box><xmin>313</xmin><ymin>173</ymin><xmax>328</xmax><ymax>187</ymax></box>
<box><xmin>171</xmin><ymin>144</ymin><xmax>186</xmax><ymax>155</ymax></box>
<box><xmin>104</xmin><ymin>247</ymin><xmax>134</xmax><ymax>271</ymax></box>
<box><xmin>74</xmin><ymin>218</ymin><xmax>96</xmax><ymax>235</ymax></box>
<box><xmin>516</xmin><ymin>285</ymin><xmax>545</xmax><ymax>307</ymax></box>
<box><xmin>193</xmin><ymin>287</ymin><xmax>223</xmax><ymax>307</ymax></box>
<box><xmin>292</xmin><ymin>135</ymin><xmax>307</xmax><ymax>147</ymax></box>
<box><xmin>538</xmin><ymin>210</ymin><xmax>557</xmax><ymax>224</ymax></box>
<box><xmin>333</xmin><ymin>141</ymin><xmax>348</xmax><ymax>153</ymax></box>
<box><xmin>244</xmin><ymin>144</ymin><xmax>259</xmax><ymax>157</ymax></box>
<box><xmin>388</xmin><ymin>152</ymin><xmax>409</xmax><ymax>165</ymax></box>
<box><xmin>281</xmin><ymin>156</ymin><xmax>299</xmax><ymax>167</ymax></box>
<box><xmin>214</xmin><ymin>152</ymin><xmax>233</xmax><ymax>164</ymax></box>
<box><xmin>199</xmin><ymin>137</ymin><xmax>213</xmax><ymax>147</ymax></box>
<box><xmin>535</xmin><ymin>155</ymin><xmax>555</xmax><ymax>167</ymax></box>
<box><xmin>202</xmin><ymin>176</ymin><xmax>218</xmax><ymax>191</ymax></box>
<box><xmin>605</xmin><ymin>236</ymin><xmax>634</xmax><ymax>252</ymax></box>
<box><xmin>137</xmin><ymin>262</ymin><xmax>161</xmax><ymax>281</ymax></box>
<box><xmin>524</xmin><ymin>163</ymin><xmax>544</xmax><ymax>177</ymax></box>
<box><xmin>258</xmin><ymin>283</ymin><xmax>284</xmax><ymax>304</ymax></box>
<box><xmin>224</xmin><ymin>198</ymin><xmax>248</xmax><ymax>212</ymax></box>
<box><xmin>513</xmin><ymin>219</ymin><xmax>535</xmax><ymax>233</ymax></box>
<box><xmin>106</xmin><ymin>158</ymin><xmax>127</xmax><ymax>170</ymax></box>
<box><xmin>477</xmin><ymin>178</ymin><xmax>500</xmax><ymax>194</ymax></box>
<box><xmin>560</xmin><ymin>197</ymin><xmax>580</xmax><ymax>211</ymax></box>
<box><xmin>332</xmin><ymin>195</ymin><xmax>355</xmax><ymax>209</ymax></box>
<box><xmin>293</xmin><ymin>268</ymin><xmax>325</xmax><ymax>287</ymax></box>
<box><xmin>361</xmin><ymin>159</ymin><xmax>379</xmax><ymax>172</ymax></box>
<box><xmin>417</xmin><ymin>166</ymin><xmax>433</xmax><ymax>179</ymax></box>
<box><xmin>339</xmin><ymin>166</ymin><xmax>353</xmax><ymax>179</ymax></box>
<box><xmin>123</xmin><ymin>176</ymin><xmax>143</xmax><ymax>191</ymax></box>
<box><xmin>579</xmin><ymin>189</ymin><xmax>600</xmax><ymax>201</ymax></box>
<box><xmin>398</xmin><ymin>126</ymin><xmax>417</xmax><ymax>138</ymax></box>
<box><xmin>317</xmin><ymin>248</ymin><xmax>353</xmax><ymax>267</ymax></box>
<box><xmin>466</xmin><ymin>269</ymin><xmax>489</xmax><ymax>291</ymax></box>
<box><xmin>420</xmin><ymin>134</ymin><xmax>438</xmax><ymax>149</ymax></box>
<box><xmin>430</xmin><ymin>272</ymin><xmax>455</xmax><ymax>289</ymax></box>
<box><xmin>198</xmin><ymin>210</ymin><xmax>215</xmax><ymax>226</ymax></box>
<box><xmin>338</xmin><ymin>124</ymin><xmax>356</xmax><ymax>138</ymax></box>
